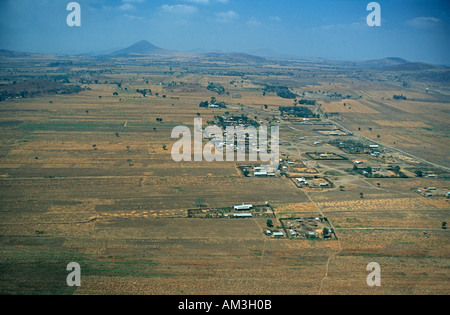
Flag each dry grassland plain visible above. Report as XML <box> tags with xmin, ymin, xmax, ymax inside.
<box><xmin>0</xmin><ymin>54</ymin><xmax>449</xmax><ymax>295</ymax></box>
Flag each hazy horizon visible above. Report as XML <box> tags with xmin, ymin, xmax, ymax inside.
<box><xmin>1</xmin><ymin>0</ymin><xmax>449</xmax><ymax>65</ymax></box>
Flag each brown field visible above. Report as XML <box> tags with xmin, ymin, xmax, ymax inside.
<box><xmin>0</xmin><ymin>53</ymin><xmax>449</xmax><ymax>295</ymax></box>
<box><xmin>321</xmin><ymin>99</ymin><xmax>380</xmax><ymax>114</ymax></box>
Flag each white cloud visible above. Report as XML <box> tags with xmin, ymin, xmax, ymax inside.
<box><xmin>406</xmin><ymin>17</ymin><xmax>442</xmax><ymax>29</ymax></box>
<box><xmin>247</xmin><ymin>17</ymin><xmax>261</xmax><ymax>26</ymax></box>
<box><xmin>269</xmin><ymin>16</ymin><xmax>281</xmax><ymax>22</ymax></box>
<box><xmin>215</xmin><ymin>10</ymin><xmax>238</xmax><ymax>23</ymax></box>
<box><xmin>124</xmin><ymin>14</ymin><xmax>144</xmax><ymax>21</ymax></box>
<box><xmin>119</xmin><ymin>3</ymin><xmax>136</xmax><ymax>11</ymax></box>
<box><xmin>161</xmin><ymin>4</ymin><xmax>198</xmax><ymax>15</ymax></box>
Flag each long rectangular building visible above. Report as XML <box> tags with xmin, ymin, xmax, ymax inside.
<box><xmin>234</xmin><ymin>204</ymin><xmax>253</xmax><ymax>211</ymax></box>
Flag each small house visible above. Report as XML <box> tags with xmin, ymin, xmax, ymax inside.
<box><xmin>273</xmin><ymin>231</ymin><xmax>284</xmax><ymax>238</ymax></box>
<box><xmin>234</xmin><ymin>204</ymin><xmax>253</xmax><ymax>211</ymax></box>
<box><xmin>254</xmin><ymin>171</ymin><xmax>268</xmax><ymax>177</ymax></box>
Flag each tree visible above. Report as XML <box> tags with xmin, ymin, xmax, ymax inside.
<box><xmin>195</xmin><ymin>197</ymin><xmax>205</xmax><ymax>208</ymax></box>
<box><xmin>162</xmin><ymin>144</ymin><xmax>167</xmax><ymax>150</ymax></box>
<box><xmin>266</xmin><ymin>219</ymin><xmax>273</xmax><ymax>227</ymax></box>
<box><xmin>360</xmin><ymin>192</ymin><xmax>364</xmax><ymax>198</ymax></box>
<box><xmin>415</xmin><ymin>170</ymin><xmax>423</xmax><ymax>177</ymax></box>
<box><xmin>339</xmin><ymin>185</ymin><xmax>345</xmax><ymax>191</ymax></box>
<box><xmin>442</xmin><ymin>222</ymin><xmax>447</xmax><ymax>229</ymax></box>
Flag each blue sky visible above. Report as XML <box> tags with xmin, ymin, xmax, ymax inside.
<box><xmin>1</xmin><ymin>0</ymin><xmax>449</xmax><ymax>64</ymax></box>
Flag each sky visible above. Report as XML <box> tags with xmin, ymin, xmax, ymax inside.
<box><xmin>0</xmin><ymin>0</ymin><xmax>449</xmax><ymax>65</ymax></box>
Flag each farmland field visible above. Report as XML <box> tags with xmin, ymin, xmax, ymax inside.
<box><xmin>0</xmin><ymin>50</ymin><xmax>449</xmax><ymax>296</ymax></box>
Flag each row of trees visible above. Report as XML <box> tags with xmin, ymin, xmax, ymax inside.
<box><xmin>279</xmin><ymin>106</ymin><xmax>318</xmax><ymax>118</ymax></box>
<box><xmin>263</xmin><ymin>85</ymin><xmax>298</xmax><ymax>99</ymax></box>
<box><xmin>207</xmin><ymin>82</ymin><xmax>225</xmax><ymax>95</ymax></box>
<box><xmin>136</xmin><ymin>88</ymin><xmax>152</xmax><ymax>97</ymax></box>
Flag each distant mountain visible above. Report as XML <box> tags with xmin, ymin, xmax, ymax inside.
<box><xmin>0</xmin><ymin>49</ymin><xmax>30</xmax><ymax>57</ymax></box>
<box><xmin>381</xmin><ymin>61</ymin><xmax>440</xmax><ymax>71</ymax></box>
<box><xmin>110</xmin><ymin>40</ymin><xmax>172</xmax><ymax>56</ymax></box>
<box><xmin>202</xmin><ymin>52</ymin><xmax>268</xmax><ymax>64</ymax></box>
<box><xmin>358</xmin><ymin>57</ymin><xmax>408</xmax><ymax>69</ymax></box>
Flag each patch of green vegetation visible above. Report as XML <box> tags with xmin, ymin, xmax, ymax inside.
<box><xmin>0</xmin><ymin>244</ymin><xmax>174</xmax><ymax>295</ymax></box>
<box><xmin>279</xmin><ymin>106</ymin><xmax>318</xmax><ymax>118</ymax></box>
<box><xmin>264</xmin><ymin>85</ymin><xmax>298</xmax><ymax>99</ymax></box>
<box><xmin>207</xmin><ymin>82</ymin><xmax>225</xmax><ymax>95</ymax></box>
<box><xmin>251</xmin><ymin>250</ymin><xmax>263</xmax><ymax>257</ymax></box>
<box><xmin>0</xmin><ymin>120</ymin><xmax>23</xmax><ymax>127</ymax></box>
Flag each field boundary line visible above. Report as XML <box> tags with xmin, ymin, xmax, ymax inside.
<box><xmin>303</xmin><ymin>190</ymin><xmax>343</xmax><ymax>295</ymax></box>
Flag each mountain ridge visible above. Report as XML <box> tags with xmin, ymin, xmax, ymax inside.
<box><xmin>109</xmin><ymin>40</ymin><xmax>172</xmax><ymax>56</ymax></box>
<box><xmin>1</xmin><ymin>41</ymin><xmax>448</xmax><ymax>69</ymax></box>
